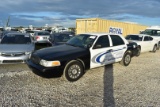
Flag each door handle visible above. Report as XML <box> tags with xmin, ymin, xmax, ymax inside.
<box><xmin>108</xmin><ymin>49</ymin><xmax>113</xmax><ymax>52</ymax></box>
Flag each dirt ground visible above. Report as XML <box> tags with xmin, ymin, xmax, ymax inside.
<box><xmin>0</xmin><ymin>51</ymin><xmax>160</xmax><ymax>107</ymax></box>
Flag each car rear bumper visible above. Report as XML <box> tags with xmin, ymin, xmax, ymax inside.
<box><xmin>35</xmin><ymin>39</ymin><xmax>50</xmax><ymax>43</ymax></box>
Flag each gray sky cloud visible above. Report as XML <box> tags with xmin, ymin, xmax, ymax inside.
<box><xmin>0</xmin><ymin>0</ymin><xmax>160</xmax><ymax>27</ymax></box>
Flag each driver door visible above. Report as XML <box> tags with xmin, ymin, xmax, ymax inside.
<box><xmin>90</xmin><ymin>35</ymin><xmax>115</xmax><ymax>69</ymax></box>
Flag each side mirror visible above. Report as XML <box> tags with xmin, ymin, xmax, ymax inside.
<box><xmin>93</xmin><ymin>44</ymin><xmax>102</xmax><ymax>49</ymax></box>
<box><xmin>85</xmin><ymin>44</ymin><xmax>92</xmax><ymax>48</ymax></box>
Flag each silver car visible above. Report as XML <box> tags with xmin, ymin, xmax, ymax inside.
<box><xmin>34</xmin><ymin>31</ymin><xmax>50</xmax><ymax>43</ymax></box>
<box><xmin>0</xmin><ymin>33</ymin><xmax>35</xmax><ymax>64</ymax></box>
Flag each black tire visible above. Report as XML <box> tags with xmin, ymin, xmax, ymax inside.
<box><xmin>157</xmin><ymin>43</ymin><xmax>160</xmax><ymax>50</ymax></box>
<box><xmin>120</xmin><ymin>51</ymin><xmax>131</xmax><ymax>66</ymax></box>
<box><xmin>152</xmin><ymin>45</ymin><xmax>157</xmax><ymax>53</ymax></box>
<box><xmin>63</xmin><ymin>60</ymin><xmax>84</xmax><ymax>82</ymax></box>
<box><xmin>136</xmin><ymin>47</ymin><xmax>141</xmax><ymax>56</ymax></box>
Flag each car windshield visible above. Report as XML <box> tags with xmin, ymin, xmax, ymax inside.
<box><xmin>141</xmin><ymin>29</ymin><xmax>160</xmax><ymax>36</ymax></box>
<box><xmin>37</xmin><ymin>32</ymin><xmax>50</xmax><ymax>35</ymax></box>
<box><xmin>54</xmin><ymin>34</ymin><xmax>72</xmax><ymax>42</ymax></box>
<box><xmin>66</xmin><ymin>34</ymin><xmax>97</xmax><ymax>48</ymax></box>
<box><xmin>125</xmin><ymin>35</ymin><xmax>143</xmax><ymax>41</ymax></box>
<box><xmin>1</xmin><ymin>34</ymin><xmax>31</xmax><ymax>44</ymax></box>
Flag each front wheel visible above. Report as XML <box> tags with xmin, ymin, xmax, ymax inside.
<box><xmin>157</xmin><ymin>45</ymin><xmax>159</xmax><ymax>50</ymax></box>
<box><xmin>63</xmin><ymin>60</ymin><xmax>84</xmax><ymax>82</ymax></box>
<box><xmin>136</xmin><ymin>47</ymin><xmax>141</xmax><ymax>56</ymax></box>
<box><xmin>120</xmin><ymin>51</ymin><xmax>131</xmax><ymax>66</ymax></box>
<box><xmin>157</xmin><ymin>42</ymin><xmax>160</xmax><ymax>50</ymax></box>
<box><xmin>152</xmin><ymin>45</ymin><xmax>157</xmax><ymax>53</ymax></box>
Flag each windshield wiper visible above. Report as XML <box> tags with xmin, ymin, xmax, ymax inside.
<box><xmin>66</xmin><ymin>43</ymin><xmax>83</xmax><ymax>48</ymax></box>
<box><xmin>66</xmin><ymin>43</ymin><xmax>77</xmax><ymax>47</ymax></box>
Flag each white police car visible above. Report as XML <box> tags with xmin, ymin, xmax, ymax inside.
<box><xmin>27</xmin><ymin>33</ymin><xmax>136</xmax><ymax>82</ymax></box>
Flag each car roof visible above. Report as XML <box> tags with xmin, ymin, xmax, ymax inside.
<box><xmin>79</xmin><ymin>32</ymin><xmax>122</xmax><ymax>37</ymax></box>
<box><xmin>6</xmin><ymin>32</ymin><xmax>27</xmax><ymax>35</ymax></box>
<box><xmin>53</xmin><ymin>32</ymin><xmax>74</xmax><ymax>35</ymax></box>
<box><xmin>34</xmin><ymin>31</ymin><xmax>49</xmax><ymax>33</ymax></box>
<box><xmin>127</xmin><ymin>34</ymin><xmax>151</xmax><ymax>37</ymax></box>
<box><xmin>3</xmin><ymin>31</ymin><xmax>18</xmax><ymax>33</ymax></box>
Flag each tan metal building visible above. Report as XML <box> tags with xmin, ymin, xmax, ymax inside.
<box><xmin>76</xmin><ymin>18</ymin><xmax>148</xmax><ymax>36</ymax></box>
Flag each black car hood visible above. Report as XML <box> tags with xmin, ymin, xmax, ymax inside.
<box><xmin>34</xmin><ymin>44</ymin><xmax>88</xmax><ymax>60</ymax></box>
<box><xmin>52</xmin><ymin>42</ymin><xmax>65</xmax><ymax>46</ymax></box>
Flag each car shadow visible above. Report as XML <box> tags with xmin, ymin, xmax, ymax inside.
<box><xmin>35</xmin><ymin>42</ymin><xmax>52</xmax><ymax>50</ymax></box>
<box><xmin>103</xmin><ymin>64</ymin><xmax>115</xmax><ymax>107</ymax></box>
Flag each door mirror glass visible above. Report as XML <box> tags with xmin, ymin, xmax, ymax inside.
<box><xmin>93</xmin><ymin>44</ymin><xmax>102</xmax><ymax>49</ymax></box>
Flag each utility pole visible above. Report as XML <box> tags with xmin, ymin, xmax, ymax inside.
<box><xmin>6</xmin><ymin>16</ymin><xmax>10</xmax><ymax>27</ymax></box>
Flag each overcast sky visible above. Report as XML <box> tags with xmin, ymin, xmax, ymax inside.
<box><xmin>0</xmin><ymin>0</ymin><xmax>160</xmax><ymax>27</ymax></box>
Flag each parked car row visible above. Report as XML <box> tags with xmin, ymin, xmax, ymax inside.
<box><xmin>25</xmin><ymin>30</ymin><xmax>75</xmax><ymax>44</ymax></box>
<box><xmin>0</xmin><ymin>31</ymin><xmax>159</xmax><ymax>82</ymax></box>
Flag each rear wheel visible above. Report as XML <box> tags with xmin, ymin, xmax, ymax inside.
<box><xmin>120</xmin><ymin>51</ymin><xmax>131</xmax><ymax>66</ymax></box>
<box><xmin>63</xmin><ymin>60</ymin><xmax>84</xmax><ymax>82</ymax></box>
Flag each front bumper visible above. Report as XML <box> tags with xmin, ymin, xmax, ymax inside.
<box><xmin>0</xmin><ymin>54</ymin><xmax>30</xmax><ymax>64</ymax></box>
<box><xmin>26</xmin><ymin>60</ymin><xmax>61</xmax><ymax>73</ymax></box>
<box><xmin>131</xmin><ymin>47</ymin><xmax>139</xmax><ymax>57</ymax></box>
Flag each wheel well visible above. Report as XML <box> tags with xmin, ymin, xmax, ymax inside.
<box><xmin>124</xmin><ymin>49</ymin><xmax>132</xmax><ymax>57</ymax></box>
<box><xmin>64</xmin><ymin>59</ymin><xmax>85</xmax><ymax>71</ymax></box>
<box><xmin>76</xmin><ymin>58</ymin><xmax>85</xmax><ymax>70</ymax></box>
<box><xmin>125</xmin><ymin>50</ymin><xmax>132</xmax><ymax>54</ymax></box>
<box><xmin>138</xmin><ymin>45</ymin><xmax>141</xmax><ymax>49</ymax></box>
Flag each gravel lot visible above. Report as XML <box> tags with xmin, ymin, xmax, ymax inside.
<box><xmin>0</xmin><ymin>51</ymin><xmax>160</xmax><ymax>107</ymax></box>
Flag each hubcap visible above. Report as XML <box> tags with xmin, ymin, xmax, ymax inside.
<box><xmin>125</xmin><ymin>55</ymin><xmax>131</xmax><ymax>64</ymax></box>
<box><xmin>68</xmin><ymin>65</ymin><xmax>81</xmax><ymax>79</ymax></box>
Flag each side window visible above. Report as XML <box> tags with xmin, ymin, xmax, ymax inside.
<box><xmin>144</xmin><ymin>36</ymin><xmax>149</xmax><ymax>41</ymax></box>
<box><xmin>110</xmin><ymin>35</ymin><xmax>124</xmax><ymax>46</ymax></box>
<box><xmin>149</xmin><ymin>37</ymin><xmax>153</xmax><ymax>41</ymax></box>
<box><xmin>93</xmin><ymin>35</ymin><xmax>110</xmax><ymax>49</ymax></box>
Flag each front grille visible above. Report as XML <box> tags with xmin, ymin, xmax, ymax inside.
<box><xmin>30</xmin><ymin>54</ymin><xmax>41</xmax><ymax>64</ymax></box>
<box><xmin>1</xmin><ymin>52</ymin><xmax>25</xmax><ymax>57</ymax></box>
<box><xmin>3</xmin><ymin>60</ymin><xmax>24</xmax><ymax>63</ymax></box>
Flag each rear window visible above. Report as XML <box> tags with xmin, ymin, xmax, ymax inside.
<box><xmin>26</xmin><ymin>31</ymin><xmax>34</xmax><ymax>33</ymax></box>
<box><xmin>38</xmin><ymin>32</ymin><xmax>50</xmax><ymax>35</ymax></box>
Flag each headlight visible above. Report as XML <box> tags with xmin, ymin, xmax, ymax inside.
<box><xmin>40</xmin><ymin>59</ymin><xmax>61</xmax><ymax>67</ymax></box>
